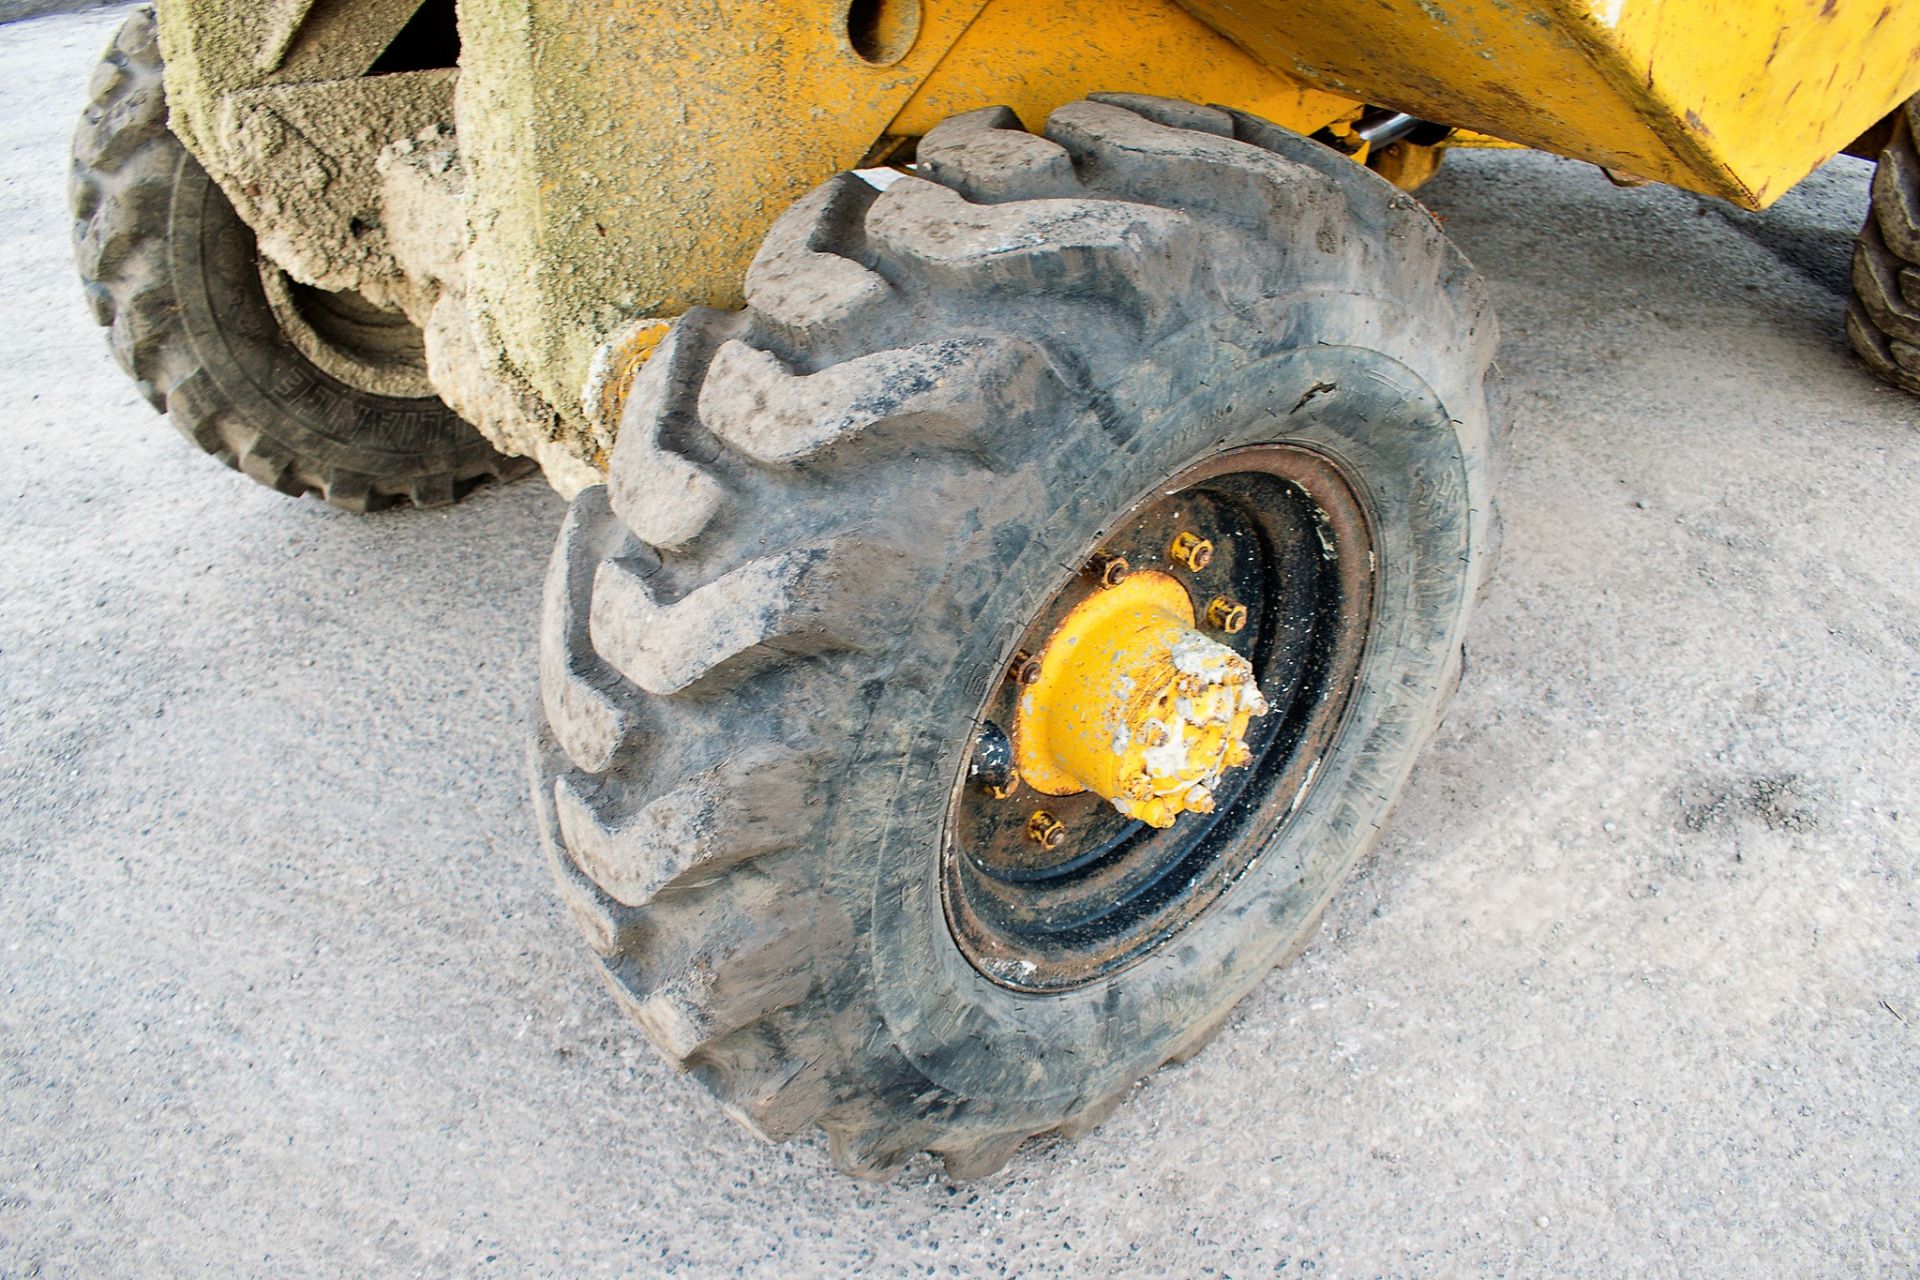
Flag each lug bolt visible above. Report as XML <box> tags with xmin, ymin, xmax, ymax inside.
<box><xmin>1008</xmin><ymin>649</ymin><xmax>1042</xmax><ymax>686</ymax></box>
<box><xmin>1027</xmin><ymin>810</ymin><xmax>1068</xmax><ymax>850</ymax></box>
<box><xmin>1169</xmin><ymin>531</ymin><xmax>1213</xmax><ymax>572</ymax></box>
<box><xmin>1206</xmin><ymin>596</ymin><xmax>1248</xmax><ymax>634</ymax></box>
<box><xmin>1086</xmin><ymin>552</ymin><xmax>1130</xmax><ymax>588</ymax></box>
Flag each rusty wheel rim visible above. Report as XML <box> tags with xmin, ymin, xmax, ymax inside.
<box><xmin>941</xmin><ymin>445</ymin><xmax>1378</xmax><ymax>992</ymax></box>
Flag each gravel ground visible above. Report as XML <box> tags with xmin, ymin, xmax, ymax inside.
<box><xmin>0</xmin><ymin>1</ymin><xmax>118</xmax><ymax>27</ymax></box>
<box><xmin>4</xmin><ymin>9</ymin><xmax>1918</xmax><ymax>1278</ymax></box>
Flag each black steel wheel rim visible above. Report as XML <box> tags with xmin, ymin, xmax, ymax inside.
<box><xmin>941</xmin><ymin>445</ymin><xmax>1378</xmax><ymax>992</ymax></box>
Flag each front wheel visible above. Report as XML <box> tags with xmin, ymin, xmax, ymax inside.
<box><xmin>532</xmin><ymin>95</ymin><xmax>1502</xmax><ymax>1178</ymax></box>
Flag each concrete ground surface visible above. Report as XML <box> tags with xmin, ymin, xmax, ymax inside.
<box><xmin>0</xmin><ymin>0</ymin><xmax>117</xmax><ymax>27</ymax></box>
<box><xmin>4</xmin><ymin>9</ymin><xmax>1917</xmax><ymax>1278</ymax></box>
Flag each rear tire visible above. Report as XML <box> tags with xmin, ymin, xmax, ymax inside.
<box><xmin>532</xmin><ymin>95</ymin><xmax>1502</xmax><ymax>1178</ymax></box>
<box><xmin>69</xmin><ymin>7</ymin><xmax>526</xmax><ymax>511</ymax></box>
<box><xmin>1848</xmin><ymin>95</ymin><xmax>1920</xmax><ymax>396</ymax></box>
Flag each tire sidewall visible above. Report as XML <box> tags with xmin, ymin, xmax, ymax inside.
<box><xmin>849</xmin><ymin>331</ymin><xmax>1473</xmax><ymax>1117</ymax></box>
<box><xmin>167</xmin><ymin>157</ymin><xmax>493</xmax><ymax>477</ymax></box>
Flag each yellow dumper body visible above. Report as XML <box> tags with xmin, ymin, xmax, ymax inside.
<box><xmin>156</xmin><ymin>0</ymin><xmax>1920</xmax><ymax>466</ymax></box>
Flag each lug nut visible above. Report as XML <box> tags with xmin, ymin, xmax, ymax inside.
<box><xmin>1185</xmin><ymin>784</ymin><xmax>1216</xmax><ymax>815</ymax></box>
<box><xmin>1086</xmin><ymin>552</ymin><xmax>1130</xmax><ymax>588</ymax></box>
<box><xmin>1225</xmin><ymin>741</ymin><xmax>1253</xmax><ymax>769</ymax></box>
<box><xmin>1008</xmin><ymin>650</ymin><xmax>1042</xmax><ymax>686</ymax></box>
<box><xmin>1169</xmin><ymin>531</ymin><xmax>1213</xmax><ymax>572</ymax></box>
<box><xmin>1027</xmin><ymin>810</ymin><xmax>1067</xmax><ymax>850</ymax></box>
<box><xmin>1206</xmin><ymin>596</ymin><xmax>1248</xmax><ymax>634</ymax></box>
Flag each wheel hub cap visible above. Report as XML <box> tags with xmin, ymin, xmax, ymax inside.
<box><xmin>1013</xmin><ymin>570</ymin><xmax>1268</xmax><ymax>828</ymax></box>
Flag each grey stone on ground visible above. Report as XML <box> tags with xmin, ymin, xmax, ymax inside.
<box><xmin>3</xmin><ymin>9</ymin><xmax>1917</xmax><ymax>1277</ymax></box>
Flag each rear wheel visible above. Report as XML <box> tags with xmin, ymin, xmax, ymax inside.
<box><xmin>533</xmin><ymin>95</ymin><xmax>1502</xmax><ymax>1178</ymax></box>
<box><xmin>1848</xmin><ymin>95</ymin><xmax>1920</xmax><ymax>395</ymax></box>
<box><xmin>69</xmin><ymin>7</ymin><xmax>525</xmax><ymax>511</ymax></box>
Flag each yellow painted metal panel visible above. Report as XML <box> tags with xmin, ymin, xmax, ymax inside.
<box><xmin>1175</xmin><ymin>0</ymin><xmax>1920</xmax><ymax>208</ymax></box>
<box><xmin>890</xmin><ymin>0</ymin><xmax>1362</xmax><ymax>139</ymax></box>
<box><xmin>1600</xmin><ymin>0</ymin><xmax>1920</xmax><ymax>206</ymax></box>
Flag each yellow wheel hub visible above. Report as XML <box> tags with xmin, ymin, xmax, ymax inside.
<box><xmin>1013</xmin><ymin>569</ymin><xmax>1269</xmax><ymax>829</ymax></box>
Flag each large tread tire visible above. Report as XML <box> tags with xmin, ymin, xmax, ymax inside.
<box><xmin>70</xmin><ymin>7</ymin><xmax>526</xmax><ymax>511</ymax></box>
<box><xmin>1849</xmin><ymin>96</ymin><xmax>1920</xmax><ymax>396</ymax></box>
<box><xmin>533</xmin><ymin>95</ymin><xmax>1502</xmax><ymax>1178</ymax></box>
